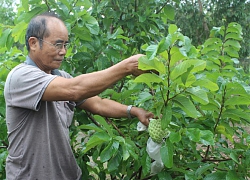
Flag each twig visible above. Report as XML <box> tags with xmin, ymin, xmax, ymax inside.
<box><xmin>86</xmin><ymin>112</ymin><xmax>101</xmax><ymax>127</ymax></box>
<box><xmin>105</xmin><ymin>118</ymin><xmax>125</xmax><ymax>137</ymax></box>
<box><xmin>202</xmin><ymin>157</ymin><xmax>232</xmax><ymax>162</ymax></box>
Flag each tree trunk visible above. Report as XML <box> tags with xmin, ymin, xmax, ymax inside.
<box><xmin>197</xmin><ymin>0</ymin><xmax>209</xmax><ymax>38</ymax></box>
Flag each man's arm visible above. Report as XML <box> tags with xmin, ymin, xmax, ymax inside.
<box><xmin>78</xmin><ymin>96</ymin><xmax>154</xmax><ymax>126</ymax></box>
<box><xmin>42</xmin><ymin>54</ymin><xmax>145</xmax><ymax>102</ymax></box>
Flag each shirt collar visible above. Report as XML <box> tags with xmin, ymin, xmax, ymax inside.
<box><xmin>24</xmin><ymin>56</ymin><xmax>62</xmax><ymax>76</ymax></box>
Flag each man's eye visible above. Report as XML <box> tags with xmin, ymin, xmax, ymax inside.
<box><xmin>55</xmin><ymin>43</ymin><xmax>63</xmax><ymax>48</ymax></box>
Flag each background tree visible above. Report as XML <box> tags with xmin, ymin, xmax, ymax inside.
<box><xmin>174</xmin><ymin>0</ymin><xmax>250</xmax><ymax>72</ymax></box>
<box><xmin>0</xmin><ymin>0</ymin><xmax>249</xmax><ymax>179</ymax></box>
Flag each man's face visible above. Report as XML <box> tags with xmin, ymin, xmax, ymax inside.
<box><xmin>31</xmin><ymin>17</ymin><xmax>69</xmax><ymax>73</ymax></box>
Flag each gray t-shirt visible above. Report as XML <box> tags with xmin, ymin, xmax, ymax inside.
<box><xmin>4</xmin><ymin>60</ymin><xmax>82</xmax><ymax>179</ymax></box>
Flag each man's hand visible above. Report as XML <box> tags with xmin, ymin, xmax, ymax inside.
<box><xmin>131</xmin><ymin>107</ymin><xmax>154</xmax><ymax>126</ymax></box>
<box><xmin>124</xmin><ymin>54</ymin><xmax>146</xmax><ymax>76</ymax></box>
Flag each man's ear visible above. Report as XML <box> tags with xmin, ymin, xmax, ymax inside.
<box><xmin>29</xmin><ymin>37</ymin><xmax>39</xmax><ymax>50</ymax></box>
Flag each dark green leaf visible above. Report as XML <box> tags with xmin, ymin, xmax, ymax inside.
<box><xmin>161</xmin><ymin>105</ymin><xmax>172</xmax><ymax>129</ymax></box>
<box><xmin>229</xmin><ymin>152</ymin><xmax>239</xmax><ymax>164</ymax></box>
<box><xmin>186</xmin><ymin>128</ymin><xmax>200</xmax><ymax>142</ymax></box>
<box><xmin>164</xmin><ymin>5</ymin><xmax>175</xmax><ymax>21</ymax></box>
<box><xmin>83</xmin><ymin>132</ymin><xmax>111</xmax><ymax>153</ymax></box>
<box><xmin>195</xmin><ymin>163</ymin><xmax>215</xmax><ymax>177</ymax></box>
<box><xmin>173</xmin><ymin>95</ymin><xmax>199</xmax><ymax>118</ymax></box>
<box><xmin>107</xmin><ymin>148</ymin><xmax>122</xmax><ymax>172</ymax></box>
<box><xmin>141</xmin><ymin>151</ymin><xmax>151</xmax><ymax>177</ymax></box>
<box><xmin>226</xmin><ymin>170</ymin><xmax>240</xmax><ymax>180</ymax></box>
<box><xmin>204</xmin><ymin>172</ymin><xmax>227</xmax><ymax>180</ymax></box>
<box><xmin>161</xmin><ymin>139</ymin><xmax>173</xmax><ymax>168</ymax></box>
<box><xmin>200</xmin><ymin>130</ymin><xmax>215</xmax><ymax>146</ymax></box>
<box><xmin>100</xmin><ymin>140</ymin><xmax>119</xmax><ymax>163</ymax></box>
<box><xmin>169</xmin><ymin>131</ymin><xmax>181</xmax><ymax>143</ymax></box>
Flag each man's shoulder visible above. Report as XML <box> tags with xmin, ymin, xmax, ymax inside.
<box><xmin>9</xmin><ymin>63</ymin><xmax>41</xmax><ymax>75</ymax></box>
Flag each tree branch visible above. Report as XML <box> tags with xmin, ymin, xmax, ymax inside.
<box><xmin>156</xmin><ymin>0</ymin><xmax>170</xmax><ymax>14</ymax></box>
<box><xmin>105</xmin><ymin>117</ymin><xmax>125</xmax><ymax>137</ymax></box>
<box><xmin>86</xmin><ymin>111</ymin><xmax>101</xmax><ymax>127</ymax></box>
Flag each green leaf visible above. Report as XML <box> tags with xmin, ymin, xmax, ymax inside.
<box><xmin>18</xmin><ymin>6</ymin><xmax>46</xmax><ymax>23</ymax></box>
<box><xmin>222</xmin><ymin>109</ymin><xmax>250</xmax><ymax>123</ymax></box>
<box><xmin>93</xmin><ymin>115</ymin><xmax>114</xmax><ymax>136</ymax></box>
<box><xmin>164</xmin><ymin>5</ymin><xmax>175</xmax><ymax>21</ymax></box>
<box><xmin>193</xmin><ymin>79</ymin><xmax>219</xmax><ymax>91</ymax></box>
<box><xmin>78</xmin><ymin>123</ymin><xmax>103</xmax><ymax>132</ymax></box>
<box><xmin>12</xmin><ymin>21</ymin><xmax>27</xmax><ymax>44</ymax></box>
<box><xmin>226</xmin><ymin>82</ymin><xmax>249</xmax><ymax>97</ymax></box>
<box><xmin>138</xmin><ymin>56</ymin><xmax>166</xmax><ymax>74</ymax></box>
<box><xmin>168</xmin><ymin>24</ymin><xmax>178</xmax><ymax>35</ymax></box>
<box><xmin>21</xmin><ymin>0</ymin><xmax>29</xmax><ymax>11</ymax></box>
<box><xmin>100</xmin><ymin>140</ymin><xmax>119</xmax><ymax>163</ymax></box>
<box><xmin>170</xmin><ymin>60</ymin><xmax>206</xmax><ymax>80</ymax></box>
<box><xmin>60</xmin><ymin>0</ymin><xmax>71</xmax><ymax>9</ymax></box>
<box><xmin>72</xmin><ymin>28</ymin><xmax>92</xmax><ymax>41</ymax></box>
<box><xmin>158</xmin><ymin>36</ymin><xmax>171</xmax><ymax>53</ymax></box>
<box><xmin>83</xmin><ymin>14</ymin><xmax>99</xmax><ymax>35</ymax></box>
<box><xmin>200</xmin><ymin>130</ymin><xmax>215</xmax><ymax>146</ymax></box>
<box><xmin>226</xmin><ymin>170</ymin><xmax>240</xmax><ymax>180</ymax></box>
<box><xmin>225</xmin><ymin>32</ymin><xmax>242</xmax><ymax>41</ymax></box>
<box><xmin>125</xmin><ymin>139</ymin><xmax>138</xmax><ymax>160</ymax></box>
<box><xmin>161</xmin><ymin>105</ymin><xmax>172</xmax><ymax>129</ymax></box>
<box><xmin>227</xmin><ymin>22</ymin><xmax>242</xmax><ymax>33</ymax></box>
<box><xmin>169</xmin><ymin>46</ymin><xmax>186</xmax><ymax>67</ymax></box>
<box><xmin>83</xmin><ymin>132</ymin><xmax>111</xmax><ymax>153</ymax></box>
<box><xmin>134</xmin><ymin>73</ymin><xmax>163</xmax><ymax>87</ymax></box>
<box><xmin>135</xmin><ymin>91</ymin><xmax>153</xmax><ymax>105</ymax></box>
<box><xmin>145</xmin><ymin>44</ymin><xmax>158</xmax><ymax>60</ymax></box>
<box><xmin>203</xmin><ymin>38</ymin><xmax>222</xmax><ymax>48</ymax></box>
<box><xmin>141</xmin><ymin>151</ymin><xmax>151</xmax><ymax>177</ymax></box>
<box><xmin>186</xmin><ymin>128</ymin><xmax>200</xmax><ymax>142</ymax></box>
<box><xmin>158</xmin><ymin>172</ymin><xmax>173</xmax><ymax>180</ymax></box>
<box><xmin>180</xmin><ymin>65</ymin><xmax>194</xmax><ymax>85</ymax></box>
<box><xmin>224</xmin><ymin>40</ymin><xmax>241</xmax><ymax>50</ymax></box>
<box><xmin>108</xmin><ymin>28</ymin><xmax>124</xmax><ymax>39</ymax></box>
<box><xmin>121</xmin><ymin>143</ymin><xmax>130</xmax><ymax>161</ymax></box>
<box><xmin>229</xmin><ymin>152</ymin><xmax>239</xmax><ymax>163</ymax></box>
<box><xmin>0</xmin><ymin>29</ymin><xmax>11</xmax><ymax>47</ymax></box>
<box><xmin>76</xmin><ymin>0</ymin><xmax>92</xmax><ymax>9</ymax></box>
<box><xmin>109</xmin><ymin>40</ymin><xmax>128</xmax><ymax>51</ymax></box>
<box><xmin>161</xmin><ymin>139</ymin><xmax>173</xmax><ymax>168</ymax></box>
<box><xmin>195</xmin><ymin>163</ymin><xmax>215</xmax><ymax>177</ymax></box>
<box><xmin>169</xmin><ymin>131</ymin><xmax>181</xmax><ymax>143</ymax></box>
<box><xmin>107</xmin><ymin>148</ymin><xmax>122</xmax><ymax>172</ymax></box>
<box><xmin>224</xmin><ymin>47</ymin><xmax>239</xmax><ymax>58</ymax></box>
<box><xmin>225</xmin><ymin>96</ymin><xmax>250</xmax><ymax>106</ymax></box>
<box><xmin>187</xmin><ymin>87</ymin><xmax>209</xmax><ymax>105</ymax></box>
<box><xmin>204</xmin><ymin>172</ymin><xmax>227</xmax><ymax>180</ymax></box>
<box><xmin>173</xmin><ymin>95</ymin><xmax>199</xmax><ymax>118</ymax></box>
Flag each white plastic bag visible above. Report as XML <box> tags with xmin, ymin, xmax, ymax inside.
<box><xmin>137</xmin><ymin>121</ymin><xmax>164</xmax><ymax>174</ymax></box>
<box><xmin>146</xmin><ymin>138</ymin><xmax>162</xmax><ymax>163</ymax></box>
<box><xmin>146</xmin><ymin>137</ymin><xmax>164</xmax><ymax>174</ymax></box>
<box><xmin>150</xmin><ymin>160</ymin><xmax>164</xmax><ymax>175</ymax></box>
<box><xmin>137</xmin><ymin>122</ymin><xmax>147</xmax><ymax>131</ymax></box>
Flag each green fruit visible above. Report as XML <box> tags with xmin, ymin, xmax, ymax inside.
<box><xmin>148</xmin><ymin>119</ymin><xmax>169</xmax><ymax>144</ymax></box>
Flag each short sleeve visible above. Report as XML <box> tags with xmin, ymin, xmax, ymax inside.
<box><xmin>4</xmin><ymin>64</ymin><xmax>57</xmax><ymax>111</ymax></box>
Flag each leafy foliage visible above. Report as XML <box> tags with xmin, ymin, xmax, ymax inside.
<box><xmin>134</xmin><ymin>22</ymin><xmax>250</xmax><ymax>179</ymax></box>
<box><xmin>0</xmin><ymin>0</ymin><xmax>249</xmax><ymax>179</ymax></box>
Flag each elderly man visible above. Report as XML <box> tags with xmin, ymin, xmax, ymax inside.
<box><xmin>4</xmin><ymin>12</ymin><xmax>153</xmax><ymax>179</ymax></box>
